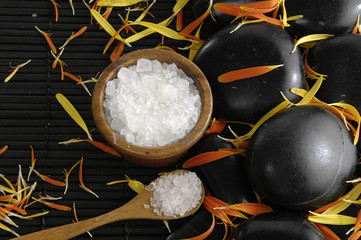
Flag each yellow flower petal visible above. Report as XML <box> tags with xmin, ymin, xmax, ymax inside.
<box><xmin>125</xmin><ymin>15</ymin><xmax>174</xmax><ymax>43</ymax></box>
<box><xmin>97</xmin><ymin>0</ymin><xmax>145</xmax><ymax>7</ymax></box>
<box><xmin>55</xmin><ymin>93</ymin><xmax>93</xmax><ymax>140</ymax></box>
<box><xmin>90</xmin><ymin>9</ymin><xmax>130</xmax><ymax>46</ymax></box>
<box><xmin>308</xmin><ymin>212</ymin><xmax>357</xmax><ymax>225</ymax></box>
<box><xmin>324</xmin><ymin>183</ymin><xmax>361</xmax><ymax>215</ymax></box>
<box><xmin>173</xmin><ymin>0</ymin><xmax>189</xmax><ymax>13</ymax></box>
<box><xmin>129</xmin><ymin>21</ymin><xmax>189</xmax><ymax>41</ymax></box>
<box><xmin>292</xmin><ymin>34</ymin><xmax>333</xmax><ymax>53</ymax></box>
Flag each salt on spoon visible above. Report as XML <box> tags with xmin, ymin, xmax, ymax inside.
<box><xmin>12</xmin><ymin>169</ymin><xmax>204</xmax><ymax>240</ymax></box>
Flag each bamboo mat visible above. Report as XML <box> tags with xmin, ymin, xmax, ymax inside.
<box><xmin>0</xmin><ymin>0</ymin><xmax>192</xmax><ymax>239</ymax></box>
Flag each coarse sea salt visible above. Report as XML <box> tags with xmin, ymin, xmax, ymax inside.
<box><xmin>144</xmin><ymin>171</ymin><xmax>203</xmax><ymax>217</ymax></box>
<box><xmin>103</xmin><ymin>58</ymin><xmax>202</xmax><ymax>147</ymax></box>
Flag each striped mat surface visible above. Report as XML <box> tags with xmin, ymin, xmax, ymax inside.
<box><xmin>0</xmin><ymin>0</ymin><xmax>194</xmax><ymax>239</ymax></box>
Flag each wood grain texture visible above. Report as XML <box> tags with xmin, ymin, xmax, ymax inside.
<box><xmin>13</xmin><ymin>170</ymin><xmax>204</xmax><ymax>240</ymax></box>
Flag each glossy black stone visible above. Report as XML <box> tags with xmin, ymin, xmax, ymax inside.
<box><xmin>193</xmin><ymin>22</ymin><xmax>305</xmax><ymax>123</ymax></box>
<box><xmin>309</xmin><ymin>33</ymin><xmax>361</xmax><ymax>115</ymax></box>
<box><xmin>192</xmin><ymin>133</ymin><xmax>256</xmax><ymax>204</ymax></box>
<box><xmin>192</xmin><ymin>0</ymin><xmax>259</xmax><ymax>38</ymax></box>
<box><xmin>285</xmin><ymin>0</ymin><xmax>361</xmax><ymax>35</ymax></box>
<box><xmin>167</xmin><ymin>207</ymin><xmax>226</xmax><ymax>240</ymax></box>
<box><xmin>231</xmin><ymin>211</ymin><xmax>325</xmax><ymax>240</ymax></box>
<box><xmin>246</xmin><ymin>106</ymin><xmax>357</xmax><ymax>211</ymax></box>
<box><xmin>309</xmin><ymin>33</ymin><xmax>361</xmax><ymax>150</ymax></box>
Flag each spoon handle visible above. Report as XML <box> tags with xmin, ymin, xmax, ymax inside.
<box><xmin>12</xmin><ymin>191</ymin><xmax>154</xmax><ymax>240</ymax></box>
<box><xmin>13</xmin><ymin>213</ymin><xmax>114</xmax><ymax>240</ymax></box>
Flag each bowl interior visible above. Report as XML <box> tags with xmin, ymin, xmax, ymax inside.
<box><xmin>92</xmin><ymin>49</ymin><xmax>213</xmax><ymax>166</ymax></box>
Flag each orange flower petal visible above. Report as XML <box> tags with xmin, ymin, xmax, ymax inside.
<box><xmin>355</xmin><ymin>209</ymin><xmax>361</xmax><ymax>232</ymax></box>
<box><xmin>50</xmin><ymin>0</ymin><xmax>60</xmax><ymax>22</ymax></box>
<box><xmin>33</xmin><ymin>169</ymin><xmax>65</xmax><ymax>187</ymax></box>
<box><xmin>240</xmin><ymin>0</ymin><xmax>280</xmax><ymax>10</ymax></box>
<box><xmin>228</xmin><ymin>202</ymin><xmax>273</xmax><ymax>216</ymax></box>
<box><xmin>35</xmin><ymin>26</ymin><xmax>57</xmax><ymax>54</ymax></box>
<box><xmin>203</xmin><ymin>196</ymin><xmax>234</xmax><ymax>225</ymax></box>
<box><xmin>183</xmin><ymin>149</ymin><xmax>238</xmax><ymax>168</ymax></box>
<box><xmin>104</xmin><ymin>26</ymin><xmax>126</xmax><ymax>54</ymax></box>
<box><xmin>37</xmin><ymin>199</ymin><xmax>72</xmax><ymax>211</ymax></box>
<box><xmin>110</xmin><ymin>41</ymin><xmax>125</xmax><ymax>62</ymax></box>
<box><xmin>176</xmin><ymin>9</ymin><xmax>183</xmax><ymax>31</ymax></box>
<box><xmin>213</xmin><ymin>3</ymin><xmax>242</xmax><ymax>16</ymax></box>
<box><xmin>314</xmin><ymin>223</ymin><xmax>340</xmax><ymax>240</ymax></box>
<box><xmin>350</xmin><ymin>231</ymin><xmax>361</xmax><ymax>240</ymax></box>
<box><xmin>64</xmin><ymin>160</ymin><xmax>81</xmax><ymax>194</ymax></box>
<box><xmin>353</xmin><ymin>14</ymin><xmax>360</xmax><ymax>34</ymax></box>
<box><xmin>71</xmin><ymin>26</ymin><xmax>88</xmax><ymax>40</ymax></box>
<box><xmin>79</xmin><ymin>157</ymin><xmax>99</xmax><ymax>198</ymax></box>
<box><xmin>87</xmin><ymin>140</ymin><xmax>121</xmax><ymax>156</ymax></box>
<box><xmin>63</xmin><ymin>72</ymin><xmax>82</xmax><ymax>83</ymax></box>
<box><xmin>179</xmin><ymin>0</ymin><xmax>211</xmax><ymax>36</ymax></box>
<box><xmin>27</xmin><ymin>145</ymin><xmax>37</xmax><ymax>181</ymax></box>
<box><xmin>207</xmin><ymin>118</ymin><xmax>227</xmax><ymax>134</ymax></box>
<box><xmin>312</xmin><ymin>198</ymin><xmax>345</xmax><ymax>215</ymax></box>
<box><xmin>218</xmin><ymin>64</ymin><xmax>283</xmax><ymax>83</ymax></box>
<box><xmin>182</xmin><ymin>214</ymin><xmax>216</xmax><ymax>240</ymax></box>
<box><xmin>0</xmin><ymin>145</ymin><xmax>8</xmax><ymax>155</ymax></box>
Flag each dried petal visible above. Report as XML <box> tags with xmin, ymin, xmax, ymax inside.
<box><xmin>218</xmin><ymin>64</ymin><xmax>283</xmax><ymax>83</ymax></box>
<box><xmin>0</xmin><ymin>222</ymin><xmax>19</xmax><ymax>237</ymax></box>
<box><xmin>35</xmin><ymin>26</ymin><xmax>57</xmax><ymax>53</ymax></box>
<box><xmin>4</xmin><ymin>60</ymin><xmax>31</xmax><ymax>83</ymax></box>
<box><xmin>129</xmin><ymin>21</ymin><xmax>189</xmax><ymax>41</ymax></box>
<box><xmin>183</xmin><ymin>149</ymin><xmax>239</xmax><ymax>168</ymax></box>
<box><xmin>110</xmin><ymin>41</ymin><xmax>125</xmax><ymax>62</ymax></box>
<box><xmin>64</xmin><ymin>160</ymin><xmax>81</xmax><ymax>194</ymax></box>
<box><xmin>179</xmin><ymin>0</ymin><xmax>212</xmax><ymax>36</ymax></box>
<box><xmin>308</xmin><ymin>212</ymin><xmax>356</xmax><ymax>225</ymax></box>
<box><xmin>79</xmin><ymin>157</ymin><xmax>99</xmax><ymax>198</ymax></box>
<box><xmin>353</xmin><ymin>14</ymin><xmax>361</xmax><ymax>34</ymax></box>
<box><xmin>103</xmin><ymin>26</ymin><xmax>126</xmax><ymax>54</ymax></box>
<box><xmin>56</xmin><ymin>93</ymin><xmax>93</xmax><ymax>141</ymax></box>
<box><xmin>312</xmin><ymin>198</ymin><xmax>345</xmax><ymax>215</ymax></box>
<box><xmin>27</xmin><ymin>145</ymin><xmax>36</xmax><ymax>181</ymax></box>
<box><xmin>97</xmin><ymin>0</ymin><xmax>146</xmax><ymax>7</ymax></box>
<box><xmin>207</xmin><ymin>118</ymin><xmax>227</xmax><ymax>134</ymax></box>
<box><xmin>107</xmin><ymin>175</ymin><xmax>145</xmax><ymax>193</ymax></box>
<box><xmin>125</xmin><ymin>15</ymin><xmax>174</xmax><ymax>43</ymax></box>
<box><xmin>203</xmin><ymin>195</ymin><xmax>235</xmax><ymax>226</ymax></box>
<box><xmin>227</xmin><ymin>202</ymin><xmax>273</xmax><ymax>216</ymax></box>
<box><xmin>69</xmin><ymin>0</ymin><xmax>75</xmax><ymax>15</ymax></box>
<box><xmin>0</xmin><ymin>145</ymin><xmax>8</xmax><ymax>155</ymax></box>
<box><xmin>50</xmin><ymin>0</ymin><xmax>60</xmax><ymax>22</ymax></box>
<box><xmin>60</xmin><ymin>26</ymin><xmax>88</xmax><ymax>49</ymax></box>
<box><xmin>60</xmin><ymin>138</ymin><xmax>121</xmax><ymax>156</ymax></box>
<box><xmin>313</xmin><ymin>223</ymin><xmax>340</xmax><ymax>240</ymax></box>
<box><xmin>291</xmin><ymin>34</ymin><xmax>333</xmax><ymax>53</ymax></box>
<box><xmin>176</xmin><ymin>9</ymin><xmax>183</xmax><ymax>31</ymax></box>
<box><xmin>135</xmin><ymin>0</ymin><xmax>156</xmax><ymax>23</ymax></box>
<box><xmin>34</xmin><ymin>198</ymin><xmax>72</xmax><ymax>211</ymax></box>
<box><xmin>32</xmin><ymin>169</ymin><xmax>65</xmax><ymax>187</ymax></box>
<box><xmin>90</xmin><ymin>9</ymin><xmax>130</xmax><ymax>46</ymax></box>
<box><xmin>237</xmin><ymin>100</ymin><xmax>291</xmax><ymax>141</ymax></box>
<box><xmin>63</xmin><ymin>72</ymin><xmax>92</xmax><ymax>96</ymax></box>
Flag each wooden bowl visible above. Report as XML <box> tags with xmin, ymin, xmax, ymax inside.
<box><xmin>92</xmin><ymin>49</ymin><xmax>213</xmax><ymax>167</ymax></box>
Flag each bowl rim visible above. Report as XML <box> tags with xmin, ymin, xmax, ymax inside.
<box><xmin>92</xmin><ymin>48</ymin><xmax>213</xmax><ymax>161</ymax></box>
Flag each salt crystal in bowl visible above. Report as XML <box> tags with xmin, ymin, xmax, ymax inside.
<box><xmin>92</xmin><ymin>49</ymin><xmax>213</xmax><ymax>167</ymax></box>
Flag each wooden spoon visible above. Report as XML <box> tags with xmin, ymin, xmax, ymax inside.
<box><xmin>12</xmin><ymin>169</ymin><xmax>204</xmax><ymax>240</ymax></box>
